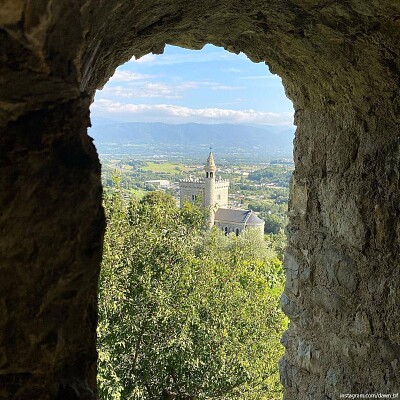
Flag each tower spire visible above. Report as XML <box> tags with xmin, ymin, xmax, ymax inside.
<box><xmin>204</xmin><ymin>149</ymin><xmax>216</xmax><ymax>228</ymax></box>
<box><xmin>205</xmin><ymin>148</ymin><xmax>216</xmax><ymax>171</ymax></box>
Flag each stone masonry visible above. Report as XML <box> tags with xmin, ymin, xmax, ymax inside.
<box><xmin>1</xmin><ymin>1</ymin><xmax>399</xmax><ymax>399</ymax></box>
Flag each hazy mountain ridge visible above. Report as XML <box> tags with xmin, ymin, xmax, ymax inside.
<box><xmin>89</xmin><ymin>121</ymin><xmax>294</xmax><ymax>158</ymax></box>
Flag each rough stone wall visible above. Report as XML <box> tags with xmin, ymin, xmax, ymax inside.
<box><xmin>282</xmin><ymin>104</ymin><xmax>400</xmax><ymax>399</ymax></box>
<box><xmin>0</xmin><ymin>97</ymin><xmax>103</xmax><ymax>399</ymax></box>
<box><xmin>1</xmin><ymin>1</ymin><xmax>400</xmax><ymax>399</ymax></box>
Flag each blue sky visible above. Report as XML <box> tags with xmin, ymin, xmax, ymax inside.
<box><xmin>91</xmin><ymin>44</ymin><xmax>294</xmax><ymax>126</ymax></box>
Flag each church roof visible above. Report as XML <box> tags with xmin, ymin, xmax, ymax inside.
<box><xmin>214</xmin><ymin>208</ymin><xmax>264</xmax><ymax>225</ymax></box>
<box><xmin>245</xmin><ymin>212</ymin><xmax>265</xmax><ymax>225</ymax></box>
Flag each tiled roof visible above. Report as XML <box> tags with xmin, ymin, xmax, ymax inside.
<box><xmin>214</xmin><ymin>208</ymin><xmax>264</xmax><ymax>225</ymax></box>
<box><xmin>245</xmin><ymin>212</ymin><xmax>265</xmax><ymax>225</ymax></box>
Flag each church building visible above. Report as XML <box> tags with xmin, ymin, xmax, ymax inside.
<box><xmin>179</xmin><ymin>151</ymin><xmax>265</xmax><ymax>235</ymax></box>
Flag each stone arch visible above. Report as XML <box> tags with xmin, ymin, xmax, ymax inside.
<box><xmin>1</xmin><ymin>1</ymin><xmax>399</xmax><ymax>399</ymax></box>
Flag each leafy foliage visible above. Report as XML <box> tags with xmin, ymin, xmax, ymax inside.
<box><xmin>247</xmin><ymin>165</ymin><xmax>293</xmax><ymax>188</ymax></box>
<box><xmin>98</xmin><ymin>182</ymin><xmax>287</xmax><ymax>400</ymax></box>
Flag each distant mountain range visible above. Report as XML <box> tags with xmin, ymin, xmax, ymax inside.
<box><xmin>89</xmin><ymin>120</ymin><xmax>294</xmax><ymax>160</ymax></box>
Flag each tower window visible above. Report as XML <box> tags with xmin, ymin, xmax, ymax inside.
<box><xmin>210</xmin><ymin>172</ymin><xmax>213</xmax><ymax>178</ymax></box>
<box><xmin>235</xmin><ymin>228</ymin><xmax>240</xmax><ymax>236</ymax></box>
<box><xmin>206</xmin><ymin>172</ymin><xmax>209</xmax><ymax>178</ymax></box>
<box><xmin>224</xmin><ymin>227</ymin><xmax>228</xmax><ymax>235</ymax></box>
<box><xmin>192</xmin><ymin>194</ymin><xmax>197</xmax><ymax>201</ymax></box>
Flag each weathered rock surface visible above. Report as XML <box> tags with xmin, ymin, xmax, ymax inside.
<box><xmin>1</xmin><ymin>1</ymin><xmax>400</xmax><ymax>399</ymax></box>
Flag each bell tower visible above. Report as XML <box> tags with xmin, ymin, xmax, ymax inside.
<box><xmin>204</xmin><ymin>148</ymin><xmax>217</xmax><ymax>228</ymax></box>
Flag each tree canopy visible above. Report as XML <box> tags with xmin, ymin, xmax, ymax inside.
<box><xmin>98</xmin><ymin>184</ymin><xmax>287</xmax><ymax>400</ymax></box>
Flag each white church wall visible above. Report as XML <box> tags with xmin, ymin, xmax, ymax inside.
<box><xmin>214</xmin><ymin>181</ymin><xmax>229</xmax><ymax>208</ymax></box>
<box><xmin>215</xmin><ymin>221</ymin><xmax>245</xmax><ymax>236</ymax></box>
<box><xmin>215</xmin><ymin>221</ymin><xmax>265</xmax><ymax>236</ymax></box>
<box><xmin>179</xmin><ymin>182</ymin><xmax>204</xmax><ymax>207</ymax></box>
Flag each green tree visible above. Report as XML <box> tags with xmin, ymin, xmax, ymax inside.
<box><xmin>263</xmin><ymin>214</ymin><xmax>285</xmax><ymax>234</ymax></box>
<box><xmin>98</xmin><ymin>184</ymin><xmax>287</xmax><ymax>400</ymax></box>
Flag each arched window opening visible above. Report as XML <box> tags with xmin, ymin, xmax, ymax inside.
<box><xmin>91</xmin><ymin>43</ymin><xmax>293</xmax><ymax>400</ymax></box>
<box><xmin>3</xmin><ymin>2</ymin><xmax>399</xmax><ymax>400</ymax></box>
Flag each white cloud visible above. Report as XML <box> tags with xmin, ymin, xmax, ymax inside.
<box><xmin>108</xmin><ymin>70</ymin><xmax>153</xmax><ymax>83</ymax></box>
<box><xmin>98</xmin><ymin>80</ymin><xmax>241</xmax><ymax>100</ymax></box>
<box><xmin>240</xmin><ymin>75</ymin><xmax>281</xmax><ymax>80</ymax></box>
<box><xmin>210</xmin><ymin>84</ymin><xmax>241</xmax><ymax>91</ymax></box>
<box><xmin>133</xmin><ymin>54</ymin><xmax>157</xmax><ymax>63</ymax></box>
<box><xmin>102</xmin><ymin>83</ymin><xmax>182</xmax><ymax>99</ymax></box>
<box><xmin>222</xmin><ymin>67</ymin><xmax>241</xmax><ymax>73</ymax></box>
<box><xmin>91</xmin><ymin>100</ymin><xmax>293</xmax><ymax>126</ymax></box>
<box><xmin>177</xmin><ymin>81</ymin><xmax>240</xmax><ymax>91</ymax></box>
